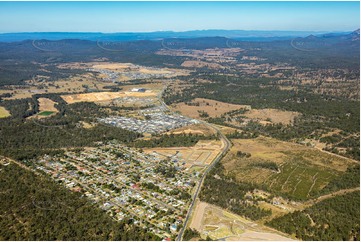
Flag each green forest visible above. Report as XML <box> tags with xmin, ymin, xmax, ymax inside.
<box><xmin>0</xmin><ymin>95</ymin><xmax>140</xmax><ymax>160</ymax></box>
<box><xmin>0</xmin><ymin>162</ymin><xmax>160</xmax><ymax>240</ymax></box>
<box><xmin>132</xmin><ymin>133</ymin><xmax>217</xmax><ymax>148</ymax></box>
<box><xmin>163</xmin><ymin>73</ymin><xmax>360</xmax><ymax>160</ymax></box>
<box><xmin>266</xmin><ymin>191</ymin><xmax>360</xmax><ymax>241</ymax></box>
<box><xmin>199</xmin><ymin>162</ymin><xmax>271</xmax><ymax>221</ymax></box>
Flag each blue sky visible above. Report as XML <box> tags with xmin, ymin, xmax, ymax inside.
<box><xmin>0</xmin><ymin>1</ymin><xmax>359</xmax><ymax>33</ymax></box>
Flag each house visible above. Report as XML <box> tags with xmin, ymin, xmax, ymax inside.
<box><xmin>131</xmin><ymin>88</ymin><xmax>146</xmax><ymax>92</ymax></box>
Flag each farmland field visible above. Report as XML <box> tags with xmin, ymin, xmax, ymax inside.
<box><xmin>222</xmin><ymin>137</ymin><xmax>356</xmax><ymax>200</ymax></box>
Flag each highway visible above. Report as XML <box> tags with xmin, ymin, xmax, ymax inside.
<box><xmin>158</xmin><ymin>81</ymin><xmax>232</xmax><ymax>241</ymax></box>
<box><xmin>176</xmin><ymin>121</ymin><xmax>231</xmax><ymax>241</ymax></box>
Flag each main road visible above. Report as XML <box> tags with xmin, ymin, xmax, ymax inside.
<box><xmin>157</xmin><ymin>82</ymin><xmax>232</xmax><ymax>241</ymax></box>
<box><xmin>175</xmin><ymin>121</ymin><xmax>231</xmax><ymax>241</ymax></box>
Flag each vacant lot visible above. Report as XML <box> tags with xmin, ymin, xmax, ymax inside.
<box><xmin>61</xmin><ymin>91</ymin><xmax>157</xmax><ymax>104</ymax></box>
<box><xmin>222</xmin><ymin>137</ymin><xmax>356</xmax><ymax>200</ymax></box>
<box><xmin>0</xmin><ymin>106</ymin><xmax>10</xmax><ymax>118</ymax></box>
<box><xmin>243</xmin><ymin>108</ymin><xmax>300</xmax><ymax>125</ymax></box>
<box><xmin>189</xmin><ymin>201</ymin><xmax>293</xmax><ymax>241</ymax></box>
<box><xmin>143</xmin><ymin>139</ymin><xmax>223</xmax><ymax>169</ymax></box>
<box><xmin>166</xmin><ymin>124</ymin><xmax>216</xmax><ymax>136</ymax></box>
<box><xmin>172</xmin><ymin>98</ymin><xmax>249</xmax><ymax>119</ymax></box>
<box><xmin>214</xmin><ymin>125</ymin><xmax>240</xmax><ymax>135</ymax></box>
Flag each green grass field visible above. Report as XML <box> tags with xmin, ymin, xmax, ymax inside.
<box><xmin>267</xmin><ymin>161</ymin><xmax>337</xmax><ymax>200</ymax></box>
<box><xmin>0</xmin><ymin>106</ymin><xmax>10</xmax><ymax>118</ymax></box>
<box><xmin>38</xmin><ymin>111</ymin><xmax>55</xmax><ymax>116</ymax></box>
<box><xmin>223</xmin><ymin>138</ymin><xmax>354</xmax><ymax>201</ymax></box>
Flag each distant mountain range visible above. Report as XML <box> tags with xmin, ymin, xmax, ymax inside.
<box><xmin>0</xmin><ymin>29</ymin><xmax>355</xmax><ymax>42</ymax></box>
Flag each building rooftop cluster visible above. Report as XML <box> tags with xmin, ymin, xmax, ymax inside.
<box><xmin>88</xmin><ymin>66</ymin><xmax>175</xmax><ymax>83</ymax></box>
<box><xmin>21</xmin><ymin>141</ymin><xmax>199</xmax><ymax>239</ymax></box>
<box><xmin>88</xmin><ymin>68</ymin><xmax>120</xmax><ymax>82</ymax></box>
<box><xmin>99</xmin><ymin>107</ymin><xmax>199</xmax><ymax>134</ymax></box>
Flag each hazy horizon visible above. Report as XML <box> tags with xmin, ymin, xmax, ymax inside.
<box><xmin>0</xmin><ymin>1</ymin><xmax>359</xmax><ymax>33</ymax></box>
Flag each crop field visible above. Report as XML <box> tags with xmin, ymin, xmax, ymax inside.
<box><xmin>143</xmin><ymin>139</ymin><xmax>223</xmax><ymax>169</ymax></box>
<box><xmin>189</xmin><ymin>201</ymin><xmax>292</xmax><ymax>241</ymax></box>
<box><xmin>0</xmin><ymin>106</ymin><xmax>10</xmax><ymax>118</ymax></box>
<box><xmin>222</xmin><ymin>137</ymin><xmax>356</xmax><ymax>200</ymax></box>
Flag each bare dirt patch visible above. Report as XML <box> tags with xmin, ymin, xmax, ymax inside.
<box><xmin>189</xmin><ymin>201</ymin><xmax>293</xmax><ymax>241</ymax></box>
<box><xmin>143</xmin><ymin>140</ymin><xmax>222</xmax><ymax>169</ymax></box>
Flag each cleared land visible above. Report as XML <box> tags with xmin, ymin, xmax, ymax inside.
<box><xmin>181</xmin><ymin>60</ymin><xmax>225</xmax><ymax>70</ymax></box>
<box><xmin>189</xmin><ymin>201</ymin><xmax>293</xmax><ymax>241</ymax></box>
<box><xmin>214</xmin><ymin>125</ymin><xmax>239</xmax><ymax>135</ymax></box>
<box><xmin>243</xmin><ymin>108</ymin><xmax>300</xmax><ymax>125</ymax></box>
<box><xmin>38</xmin><ymin>97</ymin><xmax>58</xmax><ymax>112</ymax></box>
<box><xmin>2</xmin><ymin>73</ymin><xmax>112</xmax><ymax>100</ymax></box>
<box><xmin>61</xmin><ymin>91</ymin><xmax>157</xmax><ymax>104</ymax></box>
<box><xmin>0</xmin><ymin>106</ymin><xmax>10</xmax><ymax>118</ymax></box>
<box><xmin>171</xmin><ymin>98</ymin><xmax>249</xmax><ymax>119</ymax></box>
<box><xmin>222</xmin><ymin>136</ymin><xmax>356</xmax><ymax>201</ymax></box>
<box><xmin>143</xmin><ymin>139</ymin><xmax>223</xmax><ymax>169</ymax></box>
<box><xmin>166</xmin><ymin>124</ymin><xmax>216</xmax><ymax>136</ymax></box>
